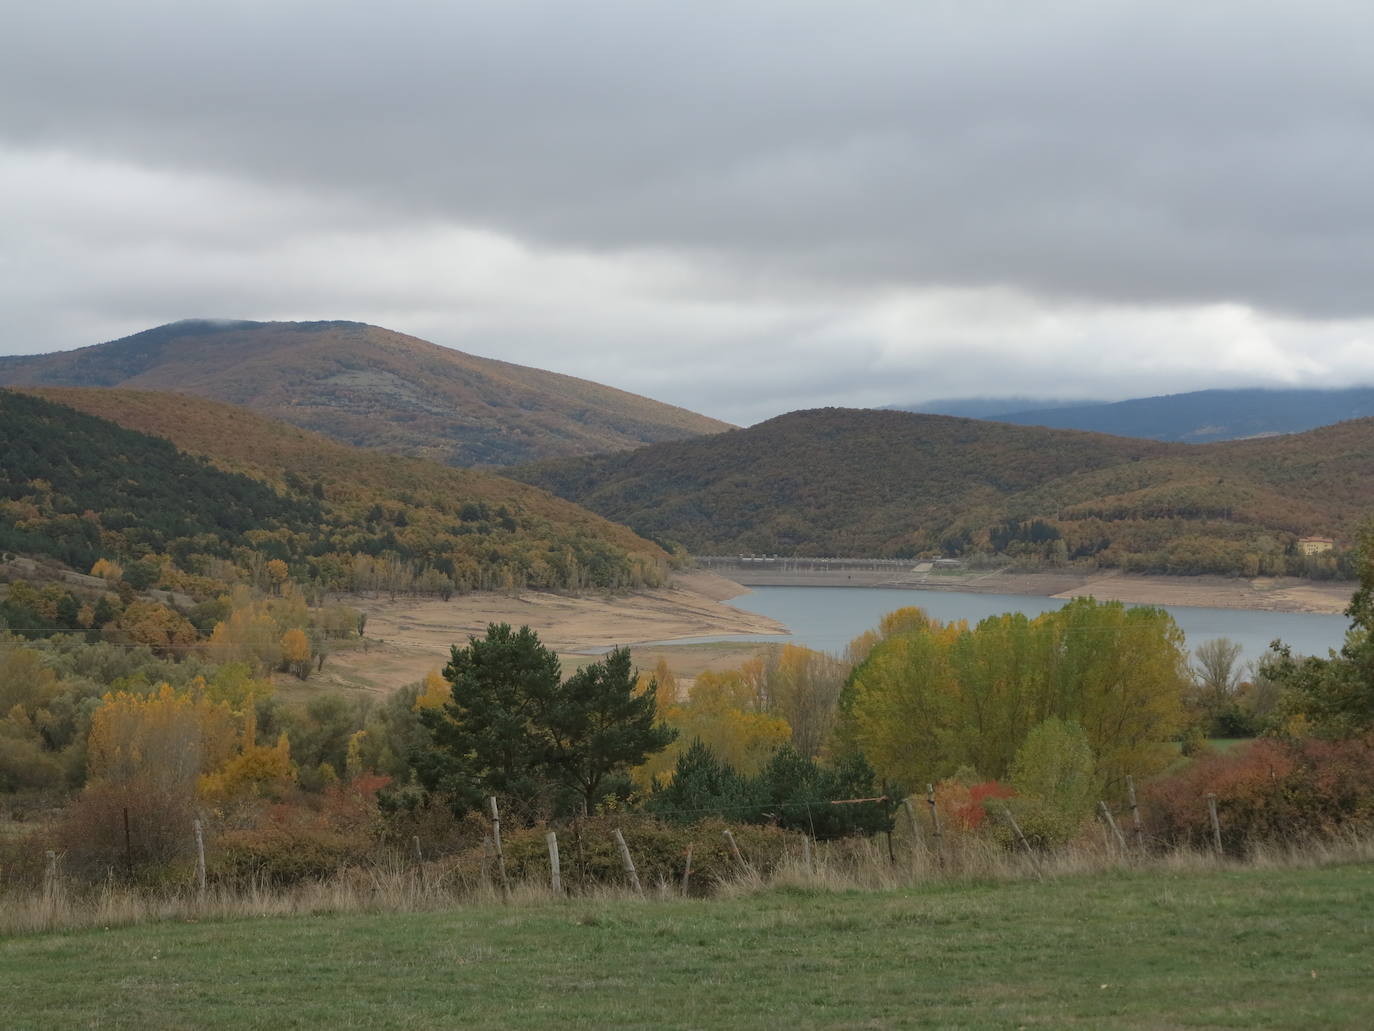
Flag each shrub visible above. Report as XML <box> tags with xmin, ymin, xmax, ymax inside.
<box><xmin>1144</xmin><ymin>734</ymin><xmax>1374</xmax><ymax>851</ymax></box>
<box><xmin>442</xmin><ymin>815</ymin><xmax>797</xmax><ymax>896</ymax></box>
<box><xmin>645</xmin><ymin>740</ymin><xmax>755</xmax><ymax>823</ymax></box>
<box><xmin>753</xmin><ymin>746</ymin><xmax>890</xmax><ymax>840</ymax></box>
<box><xmin>996</xmin><ymin>718</ymin><xmax>1100</xmax><ymax>849</ymax></box>
<box><xmin>958</xmin><ymin>781</ymin><xmax>1015</xmax><ymax>831</ymax></box>
<box><xmin>209</xmin><ymin>777</ymin><xmax>393</xmax><ymax>885</ymax></box>
<box><xmin>52</xmin><ymin>778</ymin><xmax>198</xmax><ymax>882</ymax></box>
<box><xmin>211</xmin><ymin>822</ymin><xmax>371</xmax><ymax>886</ymax></box>
<box><xmin>646</xmin><ymin>741</ymin><xmax>889</xmax><ymax>840</ymax></box>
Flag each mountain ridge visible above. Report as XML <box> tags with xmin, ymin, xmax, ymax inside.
<box><xmin>891</xmin><ymin>386</ymin><xmax>1374</xmax><ymax>443</ymax></box>
<box><xmin>0</xmin><ymin>320</ymin><xmax>732</xmax><ymax>466</ymax></box>
<box><xmin>514</xmin><ymin>406</ymin><xmax>1370</xmax><ymax>577</ymax></box>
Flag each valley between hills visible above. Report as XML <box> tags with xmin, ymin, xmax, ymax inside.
<box><xmin>2</xmin><ymin>318</ymin><xmax>1369</xmax><ymax>705</ymax></box>
<box><xmin>311</xmin><ymin>565</ymin><xmax>1349</xmax><ymax>700</ymax></box>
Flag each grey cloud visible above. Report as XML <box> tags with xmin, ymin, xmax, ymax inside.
<box><xmin>7</xmin><ymin>2</ymin><xmax>1374</xmax><ymax>317</ymax></box>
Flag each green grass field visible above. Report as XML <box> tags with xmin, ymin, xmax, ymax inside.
<box><xmin>3</xmin><ymin>862</ymin><xmax>1371</xmax><ymax>1029</ymax></box>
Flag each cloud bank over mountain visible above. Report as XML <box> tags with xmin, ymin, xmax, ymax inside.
<box><xmin>5</xmin><ymin>2</ymin><xmax>1374</xmax><ymax>423</ymax></box>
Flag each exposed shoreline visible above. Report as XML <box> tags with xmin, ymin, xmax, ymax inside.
<box><xmin>704</xmin><ymin>564</ymin><xmax>1354</xmax><ymax>615</ymax></box>
<box><xmin>319</xmin><ymin>567</ymin><xmax>1351</xmax><ymax>695</ymax></box>
<box><xmin>323</xmin><ymin>571</ymin><xmax>786</xmax><ymax>694</ymax></box>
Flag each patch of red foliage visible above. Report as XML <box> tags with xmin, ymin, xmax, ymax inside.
<box><xmin>944</xmin><ymin>780</ymin><xmax>1016</xmax><ymax>830</ymax></box>
<box><xmin>1144</xmin><ymin>734</ymin><xmax>1374</xmax><ymax>849</ymax></box>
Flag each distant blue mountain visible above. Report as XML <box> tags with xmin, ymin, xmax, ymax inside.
<box><xmin>892</xmin><ymin>387</ymin><xmax>1374</xmax><ymax>443</ymax></box>
<box><xmin>894</xmin><ymin>397</ymin><xmax>1104</xmax><ymax>420</ymax></box>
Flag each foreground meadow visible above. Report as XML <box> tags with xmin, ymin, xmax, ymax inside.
<box><xmin>3</xmin><ymin>861</ymin><xmax>1371</xmax><ymax>1029</ymax></box>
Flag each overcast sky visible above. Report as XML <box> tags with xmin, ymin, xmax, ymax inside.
<box><xmin>5</xmin><ymin>1</ymin><xmax>1374</xmax><ymax>424</ymax></box>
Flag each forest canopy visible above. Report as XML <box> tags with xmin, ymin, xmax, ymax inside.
<box><xmin>516</xmin><ymin>406</ymin><xmax>1370</xmax><ymax>577</ymax></box>
<box><xmin>1</xmin><ymin>389</ymin><xmax>668</xmax><ymax>597</ymax></box>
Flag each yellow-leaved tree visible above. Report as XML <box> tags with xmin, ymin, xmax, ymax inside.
<box><xmin>88</xmin><ymin>684</ymin><xmax>239</xmax><ymax>789</ymax></box>
<box><xmin>414</xmin><ymin>669</ymin><xmax>449</xmax><ymax>710</ymax></box>
<box><xmin>280</xmin><ymin>627</ymin><xmax>312</xmax><ymax>680</ymax></box>
<box><xmin>841</xmin><ymin>598</ymin><xmax>1187</xmax><ymax>796</ymax></box>
<box><xmin>633</xmin><ymin>668</ymin><xmax>791</xmax><ymax>789</ymax></box>
<box><xmin>265</xmin><ymin>558</ymin><xmax>290</xmax><ymax>593</ymax></box>
<box><xmin>197</xmin><ymin>690</ymin><xmax>296</xmax><ymax>804</ymax></box>
<box><xmin>208</xmin><ymin>604</ymin><xmax>284</xmax><ymax>672</ymax></box>
<box><xmin>72</xmin><ymin>684</ymin><xmax>240</xmax><ymax>871</ymax></box>
<box><xmin>0</xmin><ymin>640</ymin><xmax>67</xmax><ymax>792</ymax></box>
<box><xmin>90</xmin><ymin>557</ymin><xmax>123</xmax><ymax>582</ymax></box>
<box><xmin>749</xmin><ymin>645</ymin><xmax>848</xmax><ymax>759</ymax></box>
<box><xmin>115</xmin><ymin>601</ymin><xmax>199</xmax><ymax>658</ymax></box>
<box><xmin>842</xmin><ymin>618</ymin><xmax>965</xmax><ymax>788</ymax></box>
<box><xmin>198</xmin><ymin>735</ymin><xmax>295</xmax><ymax>803</ymax></box>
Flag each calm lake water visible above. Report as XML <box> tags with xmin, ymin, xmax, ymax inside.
<box><xmin>665</xmin><ymin>586</ymin><xmax>1350</xmax><ymax>667</ymax></box>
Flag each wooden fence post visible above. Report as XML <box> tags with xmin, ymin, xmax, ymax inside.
<box><xmin>412</xmin><ymin>834</ymin><xmax>431</xmax><ymax>893</ymax></box>
<box><xmin>902</xmin><ymin>798</ymin><xmax>924</xmax><ymax>861</ymax></box>
<box><xmin>681</xmin><ymin>843</ymin><xmax>694</xmax><ymax>897</ymax></box>
<box><xmin>1206</xmin><ymin>793</ymin><xmax>1224</xmax><ymax>855</ymax></box>
<box><xmin>882</xmin><ymin>782</ymin><xmax>895</xmax><ymax>864</ymax></box>
<box><xmin>1126</xmin><ymin>775</ymin><xmax>1144</xmax><ymax>850</ymax></box>
<box><xmin>1098</xmin><ymin>802</ymin><xmax>1128</xmax><ymax>853</ymax></box>
<box><xmin>801</xmin><ymin>835</ymin><xmax>813</xmax><ymax>874</ymax></box>
<box><xmin>999</xmin><ymin>805</ymin><xmax>1044</xmax><ymax>881</ymax></box>
<box><xmin>488</xmin><ymin>797</ymin><xmax>510</xmax><ymax>900</ymax></box>
<box><xmin>43</xmin><ymin>850</ymin><xmax>58</xmax><ymax>903</ymax></box>
<box><xmin>123</xmin><ymin>806</ymin><xmax>133</xmax><ymax>880</ymax></box>
<box><xmin>723</xmin><ymin>828</ymin><xmax>747</xmax><ymax>872</ymax></box>
<box><xmin>193</xmin><ymin>820</ymin><xmax>207</xmax><ymax>898</ymax></box>
<box><xmin>612</xmin><ymin>828</ymin><xmax>642</xmax><ymax>896</ymax></box>
<box><xmin>1001</xmin><ymin>806</ymin><xmax>1034</xmax><ymax>856</ymax></box>
<box><xmin>926</xmin><ymin>784</ymin><xmax>943</xmax><ymax>856</ymax></box>
<box><xmin>546</xmin><ymin>831</ymin><xmax>562</xmax><ymax>896</ymax></box>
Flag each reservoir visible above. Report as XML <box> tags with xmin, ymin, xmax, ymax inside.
<box><xmin>670</xmin><ymin>586</ymin><xmax>1350</xmax><ymax>667</ymax></box>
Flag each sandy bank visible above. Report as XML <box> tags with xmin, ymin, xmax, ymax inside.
<box><xmin>323</xmin><ymin>571</ymin><xmax>784</xmax><ymax>694</ymax></box>
<box><xmin>707</xmin><ymin>563</ymin><xmax>1352</xmax><ymax>615</ymax></box>
<box><xmin>1047</xmin><ymin>572</ymin><xmax>1352</xmax><ymax>615</ymax></box>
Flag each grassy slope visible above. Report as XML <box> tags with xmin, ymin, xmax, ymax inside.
<box><xmin>516</xmin><ymin>406</ymin><xmax>1374</xmax><ymax>561</ymax></box>
<box><xmin>24</xmin><ymin>387</ymin><xmax>663</xmax><ymax>562</ymax></box>
<box><xmin>0</xmin><ymin>320</ymin><xmax>732</xmax><ymax>465</ymax></box>
<box><xmin>3</xmin><ymin>864</ymin><xmax>1371</xmax><ymax>1029</ymax></box>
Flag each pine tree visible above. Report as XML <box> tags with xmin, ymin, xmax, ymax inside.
<box><xmin>415</xmin><ymin>625</ymin><xmax>674</xmax><ymax>817</ymax></box>
<box><xmin>415</xmin><ymin>623</ymin><xmax>562</xmax><ymax>815</ymax></box>
<box><xmin>545</xmin><ymin>647</ymin><xmax>676</xmax><ymax>810</ymax></box>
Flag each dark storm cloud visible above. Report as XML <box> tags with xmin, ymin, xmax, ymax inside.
<box><xmin>6</xmin><ymin>1</ymin><xmax>1374</xmax><ymax>318</ymax></box>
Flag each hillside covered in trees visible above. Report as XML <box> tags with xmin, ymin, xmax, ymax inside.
<box><xmin>0</xmin><ymin>320</ymin><xmax>731</xmax><ymax>466</ymax></box>
<box><xmin>2</xmin><ymin>388</ymin><xmax>668</xmax><ymax>599</ymax></box>
<box><xmin>516</xmin><ymin>407</ymin><xmax>1374</xmax><ymax>576</ymax></box>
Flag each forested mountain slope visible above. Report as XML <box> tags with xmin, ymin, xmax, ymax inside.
<box><xmin>4</xmin><ymin>388</ymin><xmax>668</xmax><ymax>594</ymax></box>
<box><xmin>0</xmin><ymin>320</ymin><xmax>731</xmax><ymax>466</ymax></box>
<box><xmin>515</xmin><ymin>407</ymin><xmax>1372</xmax><ymax>576</ymax></box>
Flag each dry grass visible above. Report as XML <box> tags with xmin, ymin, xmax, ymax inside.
<box><xmin>7</xmin><ymin>827</ymin><xmax>1374</xmax><ymax>939</ymax></box>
